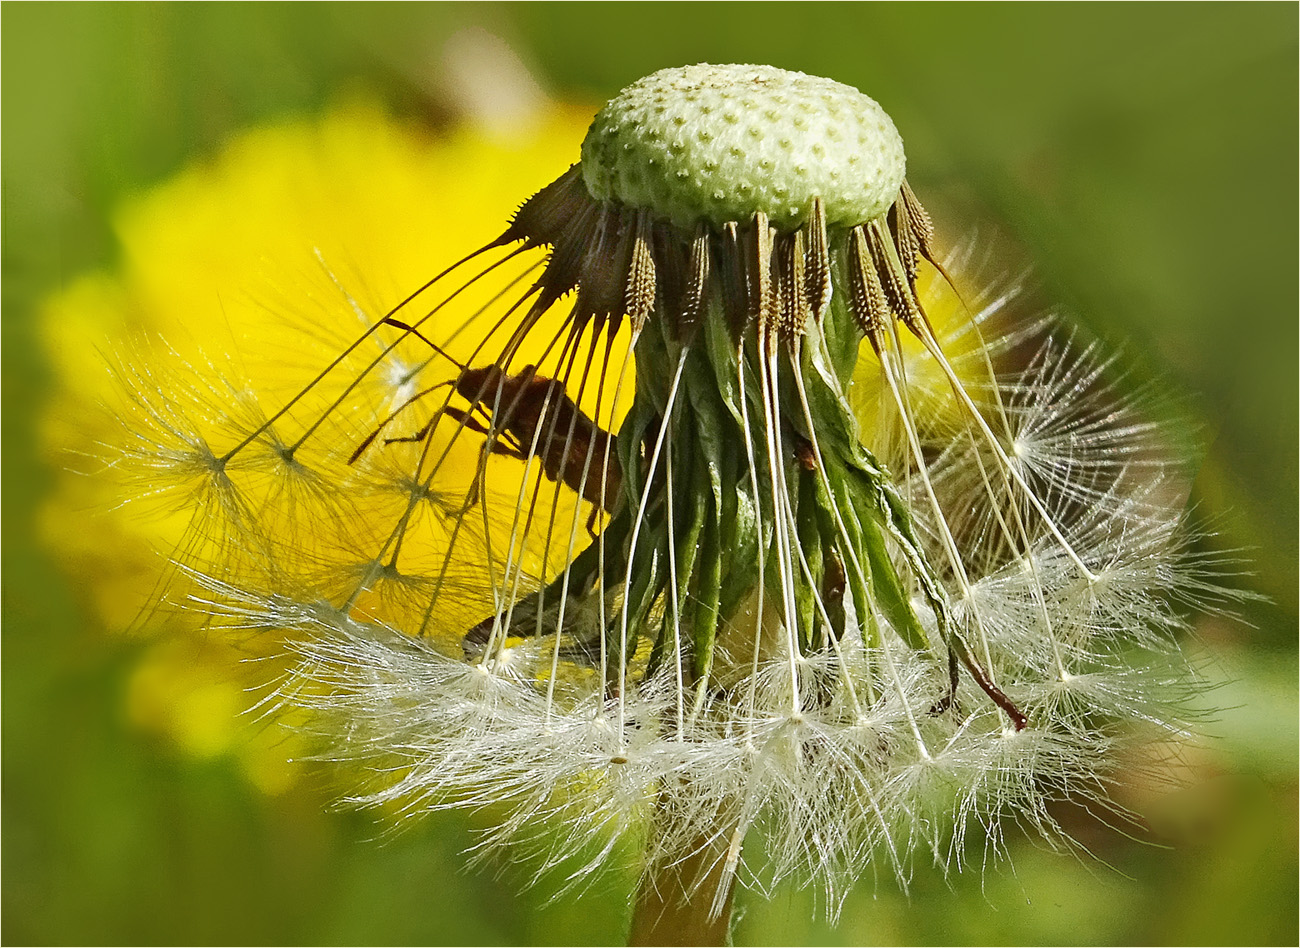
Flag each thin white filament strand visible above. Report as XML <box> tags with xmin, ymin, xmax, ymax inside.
<box><xmin>616</xmin><ymin>347</ymin><xmax>689</xmax><ymax>746</ymax></box>
<box><xmin>732</xmin><ymin>338</ymin><xmax>769</xmax><ymax>735</ymax></box>
<box><xmin>790</xmin><ymin>342</ymin><xmax>930</xmax><ymax>756</ymax></box>
<box><xmin>757</xmin><ymin>329</ymin><xmax>803</xmax><ymax>716</ymax></box>
<box><xmin>546</xmin><ymin>328</ymin><xmax>640</xmax><ymax>722</ymax></box>
<box><xmin>878</xmin><ymin>321</ymin><xmax>1000</xmax><ymax>681</ymax></box>
<box><xmin>483</xmin><ymin>322</ymin><xmax>590</xmax><ymax>663</ymax></box>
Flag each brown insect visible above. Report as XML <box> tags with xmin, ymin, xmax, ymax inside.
<box><xmin>439</xmin><ymin>363</ymin><xmax>622</xmax><ymax>515</ymax></box>
<box><xmin>351</xmin><ymin>325</ymin><xmax>622</xmax><ymax>525</ymax></box>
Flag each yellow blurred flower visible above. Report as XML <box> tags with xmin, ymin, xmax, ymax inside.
<box><xmin>39</xmin><ymin>97</ymin><xmax>595</xmax><ymax>792</ymax></box>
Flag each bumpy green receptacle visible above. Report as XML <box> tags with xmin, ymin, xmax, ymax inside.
<box><xmin>581</xmin><ymin>64</ymin><xmax>906</xmax><ymax>230</ymax></box>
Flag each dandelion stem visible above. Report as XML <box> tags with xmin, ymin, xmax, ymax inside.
<box><xmin>628</xmin><ymin>822</ymin><xmax>738</xmax><ymax>947</ymax></box>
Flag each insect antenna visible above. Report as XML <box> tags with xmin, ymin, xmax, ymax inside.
<box><xmin>216</xmin><ymin>240</ymin><xmax>523</xmax><ymax>467</ymax></box>
<box><xmin>379</xmin><ymin>317</ymin><xmax>468</xmax><ymax>371</ymax></box>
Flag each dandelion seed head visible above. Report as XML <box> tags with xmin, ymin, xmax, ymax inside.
<box><xmin>582</xmin><ymin>64</ymin><xmax>905</xmax><ymax>229</ymax></box>
<box><xmin>71</xmin><ymin>67</ymin><xmax>1237</xmax><ymax>925</ymax></box>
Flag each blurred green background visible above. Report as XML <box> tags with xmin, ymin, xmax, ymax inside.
<box><xmin>4</xmin><ymin>3</ymin><xmax>1296</xmax><ymax>944</ymax></box>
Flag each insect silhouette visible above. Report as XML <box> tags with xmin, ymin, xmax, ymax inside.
<box><xmin>350</xmin><ymin>318</ymin><xmax>623</xmax><ymax>530</ymax></box>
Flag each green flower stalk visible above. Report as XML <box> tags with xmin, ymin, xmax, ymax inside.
<box><xmin>109</xmin><ymin>65</ymin><xmax>1223</xmax><ymax>941</ymax></box>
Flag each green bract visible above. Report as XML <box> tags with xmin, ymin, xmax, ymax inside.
<box><xmin>581</xmin><ymin>64</ymin><xmax>906</xmax><ymax>230</ymax></box>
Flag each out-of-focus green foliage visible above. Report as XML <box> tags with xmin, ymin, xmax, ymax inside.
<box><xmin>4</xmin><ymin>4</ymin><xmax>1295</xmax><ymax>944</ymax></box>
